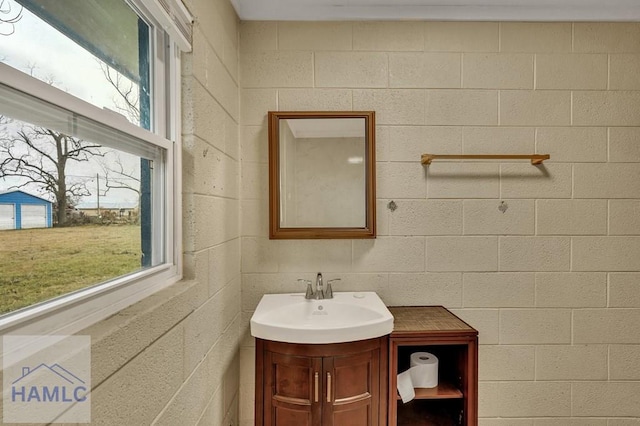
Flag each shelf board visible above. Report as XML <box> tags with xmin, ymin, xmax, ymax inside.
<box><xmin>396</xmin><ymin>382</ymin><xmax>463</xmax><ymax>400</ymax></box>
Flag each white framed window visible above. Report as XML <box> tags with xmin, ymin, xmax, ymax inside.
<box><xmin>0</xmin><ymin>0</ymin><xmax>192</xmax><ymax>335</ymax></box>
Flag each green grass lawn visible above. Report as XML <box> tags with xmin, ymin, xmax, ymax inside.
<box><xmin>0</xmin><ymin>225</ymin><xmax>142</xmax><ymax>314</ymax></box>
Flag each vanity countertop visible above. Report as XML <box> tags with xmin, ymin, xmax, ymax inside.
<box><xmin>388</xmin><ymin>306</ymin><xmax>478</xmax><ymax>337</ymax></box>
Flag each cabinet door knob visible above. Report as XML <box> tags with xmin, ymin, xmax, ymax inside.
<box><xmin>314</xmin><ymin>372</ymin><xmax>319</xmax><ymax>403</ymax></box>
<box><xmin>326</xmin><ymin>372</ymin><xmax>332</xmax><ymax>403</ymax></box>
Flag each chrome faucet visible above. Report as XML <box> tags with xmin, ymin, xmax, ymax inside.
<box><xmin>315</xmin><ymin>272</ymin><xmax>324</xmax><ymax>299</ymax></box>
<box><xmin>300</xmin><ymin>273</ymin><xmax>340</xmax><ymax>299</ymax></box>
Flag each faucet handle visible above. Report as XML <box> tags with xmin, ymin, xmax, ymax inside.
<box><xmin>325</xmin><ymin>279</ymin><xmax>341</xmax><ymax>299</ymax></box>
<box><xmin>298</xmin><ymin>279</ymin><xmax>313</xmax><ymax>299</ymax></box>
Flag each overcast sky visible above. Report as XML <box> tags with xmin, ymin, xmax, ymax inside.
<box><xmin>0</xmin><ymin>1</ymin><xmax>141</xmax><ymax>206</ymax></box>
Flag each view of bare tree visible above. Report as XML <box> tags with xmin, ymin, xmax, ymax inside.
<box><xmin>98</xmin><ymin>62</ymin><xmax>144</xmax><ymax>214</ymax></box>
<box><xmin>0</xmin><ymin>0</ymin><xmax>22</xmax><ymax>36</ymax></box>
<box><xmin>100</xmin><ymin>62</ymin><xmax>141</xmax><ymax>124</ymax></box>
<box><xmin>0</xmin><ymin>122</ymin><xmax>105</xmax><ymax>225</ymax></box>
<box><xmin>100</xmin><ymin>154</ymin><xmax>141</xmax><ymax>220</ymax></box>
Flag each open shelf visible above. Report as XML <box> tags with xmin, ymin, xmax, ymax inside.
<box><xmin>388</xmin><ymin>307</ymin><xmax>478</xmax><ymax>425</ymax></box>
<box><xmin>396</xmin><ymin>381</ymin><xmax>463</xmax><ymax>400</ymax></box>
<box><xmin>397</xmin><ymin>399</ymin><xmax>462</xmax><ymax>426</ymax></box>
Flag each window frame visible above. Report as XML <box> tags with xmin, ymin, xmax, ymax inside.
<box><xmin>0</xmin><ymin>0</ymin><xmax>190</xmax><ymax>336</ymax></box>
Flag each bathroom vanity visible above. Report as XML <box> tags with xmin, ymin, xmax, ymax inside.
<box><xmin>252</xmin><ymin>295</ymin><xmax>478</xmax><ymax>426</ymax></box>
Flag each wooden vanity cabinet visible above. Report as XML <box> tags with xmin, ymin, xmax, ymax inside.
<box><xmin>388</xmin><ymin>307</ymin><xmax>478</xmax><ymax>426</ymax></box>
<box><xmin>255</xmin><ymin>337</ymin><xmax>388</xmax><ymax>426</ymax></box>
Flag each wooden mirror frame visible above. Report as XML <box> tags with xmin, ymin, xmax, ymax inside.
<box><xmin>268</xmin><ymin>111</ymin><xmax>376</xmax><ymax>239</ymax></box>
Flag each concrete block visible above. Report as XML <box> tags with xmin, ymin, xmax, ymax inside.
<box><xmin>389</xmin><ymin>200</ymin><xmax>462</xmax><ymax>236</ymax></box>
<box><xmin>574</xmin><ymin>309</ymin><xmax>640</xmax><ymax>344</ymax></box>
<box><xmin>610</xmin><ymin>54</ymin><xmax>640</xmax><ymax>90</ymax></box>
<box><xmin>494</xmin><ymin>382</ymin><xmax>571</xmax><ymax>417</ymax></box>
<box><xmin>278</xmin><ymin>89</ymin><xmax>353</xmax><ymax>111</ymax></box>
<box><xmin>425</xmin><ymin>22</ymin><xmax>499</xmax><ymax>52</ymax></box>
<box><xmin>240</xmin><ymin>51</ymin><xmax>313</xmax><ymax>88</ymax></box>
<box><xmin>536</xmin><ymin>199</ymin><xmax>607</xmax><ymax>235</ymax></box>
<box><xmin>500</xmin><ymin>309</ymin><xmax>571</xmax><ymax>344</ymax></box>
<box><xmin>240</xmin><ymin>237</ymin><xmax>279</xmax><ymax>273</ymax></box>
<box><xmin>536</xmin><ymin>127</ymin><xmax>607</xmax><ymax>163</ymax></box>
<box><xmin>463</xmin><ymin>273</ymin><xmax>535</xmax><ymax>307</ymax></box>
<box><xmin>610</xmin><ymin>200</ymin><xmax>640</xmax><ymax>235</ymax></box>
<box><xmin>500</xmin><ymin>237</ymin><xmax>571</xmax><ymax>272</ymax></box>
<box><xmin>240</xmin><ymin>89</ymin><xmax>276</xmax><ymax>126</ymax></box>
<box><xmin>573</xmin><ymin>237</ymin><xmax>640</xmax><ymax>271</ymax></box>
<box><xmin>500</xmin><ymin>23</ymin><xmax>572</xmax><ymax>53</ymax></box>
<box><xmin>463</xmin><ymin>127</ymin><xmax>534</xmax><ymax>155</ymax></box>
<box><xmin>353</xmin><ymin>21</ymin><xmax>424</xmax><ymax>51</ymax></box>
<box><xmin>277</xmin><ymin>240</ymin><xmax>352</xmax><ymax>273</ymax></box>
<box><xmin>575</xmin><ymin>164</ymin><xmax>640</xmax><ymax>198</ymax></box>
<box><xmin>478</xmin><ymin>345</ymin><xmax>535</xmax><ymax>381</ymax></box>
<box><xmin>610</xmin><ymin>344</ymin><xmax>640</xmax><ymax>380</ymax></box>
<box><xmin>208</xmin><ymin>239</ymin><xmax>241</xmax><ymax>296</ymax></box>
<box><xmin>385</xmin><ymin>272</ymin><xmax>462</xmax><ymax>308</ymax></box>
<box><xmin>241</xmin><ymin>198</ymin><xmax>268</xmax><ymax>237</ymax></box>
<box><xmin>574</xmin><ymin>91</ymin><xmax>640</xmax><ymax>126</ymax></box>
<box><xmin>427</xmin><ymin>236</ymin><xmax>498</xmax><ymax>272</ymax></box>
<box><xmin>500</xmin><ymin>90</ymin><xmax>571</xmax><ymax>126</ymax></box>
<box><xmin>428</xmin><ymin>163</ymin><xmax>500</xmax><ymax>199</ymax></box>
<box><xmin>389</xmin><ymin>126</ymin><xmax>462</xmax><ymax>162</ymax></box>
<box><xmin>574</xmin><ymin>23</ymin><xmax>640</xmax><ymax>53</ymax></box>
<box><xmin>609</xmin><ymin>127</ymin><xmax>640</xmax><ymax>162</ymax></box>
<box><xmin>353</xmin><ymin>237</ymin><xmax>426</xmax><ymax>272</ymax></box>
<box><xmin>463</xmin><ymin>53</ymin><xmax>533</xmax><ymax>89</ymax></box>
<box><xmin>463</xmin><ymin>199</ymin><xmax>534</xmax><ymax>235</ymax></box>
<box><xmin>426</xmin><ymin>89</ymin><xmax>498</xmax><ymax>125</ymax></box>
<box><xmin>315</xmin><ymin>52</ymin><xmax>388</xmax><ymax>88</ymax></box>
<box><xmin>278</xmin><ymin>22</ymin><xmax>352</xmax><ymax>51</ymax></box>
<box><xmin>535</xmin><ymin>345</ymin><xmax>608</xmax><ymax>380</ymax></box>
<box><xmin>573</xmin><ymin>382</ymin><xmax>640</xmax><ymax>417</ymax></box>
<box><xmin>535</xmin><ymin>272</ymin><xmax>607</xmax><ymax>308</ymax></box>
<box><xmin>390</xmin><ymin>53</ymin><xmax>461</xmax><ymax>88</ymax></box>
<box><xmin>377</xmin><ymin>162</ymin><xmax>427</xmax><ymax>199</ymax></box>
<box><xmin>501</xmin><ymin>164</ymin><xmax>572</xmax><ymax>199</ymax></box>
<box><xmin>536</xmin><ymin>54</ymin><xmax>608</xmax><ymax>90</ymax></box>
<box><xmin>354</xmin><ymin>89</ymin><xmax>426</xmax><ymax>125</ymax></box>
<box><xmin>609</xmin><ymin>273</ymin><xmax>640</xmax><ymax>308</ymax></box>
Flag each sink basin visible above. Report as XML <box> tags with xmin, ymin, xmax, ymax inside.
<box><xmin>250</xmin><ymin>292</ymin><xmax>394</xmax><ymax>344</ymax></box>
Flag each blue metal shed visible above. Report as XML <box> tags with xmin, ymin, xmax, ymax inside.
<box><xmin>0</xmin><ymin>190</ymin><xmax>53</xmax><ymax>230</ymax></box>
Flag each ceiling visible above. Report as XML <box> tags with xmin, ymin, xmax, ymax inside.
<box><xmin>230</xmin><ymin>0</ymin><xmax>640</xmax><ymax>21</ymax></box>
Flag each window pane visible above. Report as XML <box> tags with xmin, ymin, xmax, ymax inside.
<box><xmin>0</xmin><ymin>0</ymin><xmax>151</xmax><ymax>129</ymax></box>
<box><xmin>0</xmin><ymin>84</ymin><xmax>165</xmax><ymax>315</ymax></box>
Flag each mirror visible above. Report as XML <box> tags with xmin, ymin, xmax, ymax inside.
<box><xmin>268</xmin><ymin>111</ymin><xmax>376</xmax><ymax>239</ymax></box>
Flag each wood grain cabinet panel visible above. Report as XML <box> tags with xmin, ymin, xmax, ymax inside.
<box><xmin>256</xmin><ymin>337</ymin><xmax>388</xmax><ymax>426</ymax></box>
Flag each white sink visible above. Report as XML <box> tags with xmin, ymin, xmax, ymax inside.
<box><xmin>250</xmin><ymin>292</ymin><xmax>394</xmax><ymax>344</ymax></box>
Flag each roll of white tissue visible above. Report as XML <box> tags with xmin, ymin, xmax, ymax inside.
<box><xmin>409</xmin><ymin>352</ymin><xmax>438</xmax><ymax>388</ymax></box>
<box><xmin>396</xmin><ymin>352</ymin><xmax>439</xmax><ymax>403</ymax></box>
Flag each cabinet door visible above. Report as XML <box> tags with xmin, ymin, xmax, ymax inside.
<box><xmin>323</xmin><ymin>348</ymin><xmax>380</xmax><ymax>426</ymax></box>
<box><xmin>264</xmin><ymin>351</ymin><xmax>323</xmax><ymax>426</ymax></box>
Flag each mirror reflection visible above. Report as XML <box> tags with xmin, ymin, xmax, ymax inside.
<box><xmin>268</xmin><ymin>112</ymin><xmax>376</xmax><ymax>239</ymax></box>
<box><xmin>279</xmin><ymin>117</ymin><xmax>366</xmax><ymax>228</ymax></box>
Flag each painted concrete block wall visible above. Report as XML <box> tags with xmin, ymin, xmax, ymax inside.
<box><xmin>78</xmin><ymin>0</ymin><xmax>241</xmax><ymax>425</ymax></box>
<box><xmin>239</xmin><ymin>21</ymin><xmax>640</xmax><ymax>424</ymax></box>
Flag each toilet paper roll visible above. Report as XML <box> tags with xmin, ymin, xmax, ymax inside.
<box><xmin>396</xmin><ymin>352</ymin><xmax>439</xmax><ymax>403</ymax></box>
<box><xmin>396</xmin><ymin>369</ymin><xmax>415</xmax><ymax>403</ymax></box>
